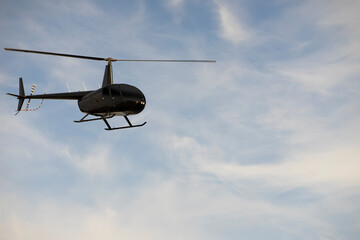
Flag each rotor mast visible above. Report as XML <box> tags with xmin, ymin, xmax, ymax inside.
<box><xmin>102</xmin><ymin>60</ymin><xmax>113</xmax><ymax>87</ymax></box>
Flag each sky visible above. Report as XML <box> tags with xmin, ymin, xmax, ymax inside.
<box><xmin>0</xmin><ymin>0</ymin><xmax>359</xmax><ymax>239</ymax></box>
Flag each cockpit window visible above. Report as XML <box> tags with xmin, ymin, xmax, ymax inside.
<box><xmin>110</xmin><ymin>85</ymin><xmax>121</xmax><ymax>96</ymax></box>
<box><xmin>102</xmin><ymin>86</ymin><xmax>110</xmax><ymax>96</ymax></box>
<box><xmin>121</xmin><ymin>84</ymin><xmax>142</xmax><ymax>99</ymax></box>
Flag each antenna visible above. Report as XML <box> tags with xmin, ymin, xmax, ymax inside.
<box><xmin>82</xmin><ymin>82</ymin><xmax>88</xmax><ymax>91</ymax></box>
<box><xmin>66</xmin><ymin>81</ymin><xmax>71</xmax><ymax>92</ymax></box>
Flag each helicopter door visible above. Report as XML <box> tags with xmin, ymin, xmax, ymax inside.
<box><xmin>101</xmin><ymin>86</ymin><xmax>112</xmax><ymax>110</ymax></box>
<box><xmin>102</xmin><ymin>86</ymin><xmax>111</xmax><ymax>99</ymax></box>
<box><xmin>110</xmin><ymin>85</ymin><xmax>121</xmax><ymax>99</ymax></box>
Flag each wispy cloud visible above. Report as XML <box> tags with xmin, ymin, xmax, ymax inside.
<box><xmin>215</xmin><ymin>1</ymin><xmax>250</xmax><ymax>44</ymax></box>
<box><xmin>65</xmin><ymin>145</ymin><xmax>113</xmax><ymax>177</ymax></box>
<box><xmin>41</xmin><ymin>0</ymin><xmax>103</xmax><ymax>17</ymax></box>
<box><xmin>166</xmin><ymin>0</ymin><xmax>184</xmax><ymax>8</ymax></box>
<box><xmin>265</xmin><ymin>0</ymin><xmax>360</xmax><ymax>94</ymax></box>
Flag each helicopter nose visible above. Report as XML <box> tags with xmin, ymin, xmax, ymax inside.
<box><xmin>138</xmin><ymin>100</ymin><xmax>146</xmax><ymax>108</ymax></box>
<box><xmin>134</xmin><ymin>99</ymin><xmax>146</xmax><ymax>113</ymax></box>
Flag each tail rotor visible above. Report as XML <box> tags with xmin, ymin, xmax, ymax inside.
<box><xmin>25</xmin><ymin>84</ymin><xmax>37</xmax><ymax>110</ymax></box>
<box><xmin>7</xmin><ymin>78</ymin><xmax>43</xmax><ymax>115</ymax></box>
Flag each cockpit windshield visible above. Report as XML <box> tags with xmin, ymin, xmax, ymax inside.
<box><xmin>110</xmin><ymin>85</ymin><xmax>121</xmax><ymax>96</ymax></box>
<box><xmin>120</xmin><ymin>84</ymin><xmax>144</xmax><ymax>100</ymax></box>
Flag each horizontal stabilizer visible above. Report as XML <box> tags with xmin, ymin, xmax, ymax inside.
<box><xmin>6</xmin><ymin>93</ymin><xmax>21</xmax><ymax>98</ymax></box>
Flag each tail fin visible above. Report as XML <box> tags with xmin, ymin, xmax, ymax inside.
<box><xmin>18</xmin><ymin>78</ymin><xmax>25</xmax><ymax>111</ymax></box>
<box><xmin>6</xmin><ymin>78</ymin><xmax>25</xmax><ymax>114</ymax></box>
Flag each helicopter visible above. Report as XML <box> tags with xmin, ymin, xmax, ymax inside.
<box><xmin>5</xmin><ymin>48</ymin><xmax>215</xmax><ymax>130</ymax></box>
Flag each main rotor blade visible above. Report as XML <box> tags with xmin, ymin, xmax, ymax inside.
<box><xmin>113</xmin><ymin>59</ymin><xmax>216</xmax><ymax>63</ymax></box>
<box><xmin>5</xmin><ymin>48</ymin><xmax>216</xmax><ymax>63</ymax></box>
<box><xmin>4</xmin><ymin>48</ymin><xmax>105</xmax><ymax>61</ymax></box>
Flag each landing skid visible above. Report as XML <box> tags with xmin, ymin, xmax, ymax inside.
<box><xmin>74</xmin><ymin>114</ymin><xmax>146</xmax><ymax>131</ymax></box>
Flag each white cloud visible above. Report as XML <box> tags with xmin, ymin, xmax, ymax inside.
<box><xmin>268</xmin><ymin>0</ymin><xmax>360</xmax><ymax>93</ymax></box>
<box><xmin>275</xmin><ymin>61</ymin><xmax>359</xmax><ymax>94</ymax></box>
<box><xmin>42</xmin><ymin>0</ymin><xmax>102</xmax><ymax>17</ymax></box>
<box><xmin>212</xmin><ymin>147</ymin><xmax>360</xmax><ymax>188</ymax></box>
<box><xmin>161</xmin><ymin>131</ymin><xmax>360</xmax><ymax>189</ymax></box>
<box><xmin>216</xmin><ymin>1</ymin><xmax>250</xmax><ymax>44</ymax></box>
<box><xmin>0</xmin><ymin>97</ymin><xmax>115</xmax><ymax>178</ymax></box>
<box><xmin>167</xmin><ymin>0</ymin><xmax>184</xmax><ymax>8</ymax></box>
<box><xmin>0</xmin><ymin>175</ymin><xmax>321</xmax><ymax>240</ymax></box>
<box><xmin>163</xmin><ymin>0</ymin><xmax>186</xmax><ymax>24</ymax></box>
<box><xmin>68</xmin><ymin>145</ymin><xmax>113</xmax><ymax>177</ymax></box>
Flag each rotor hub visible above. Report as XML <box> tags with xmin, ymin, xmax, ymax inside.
<box><xmin>105</xmin><ymin>57</ymin><xmax>117</xmax><ymax>64</ymax></box>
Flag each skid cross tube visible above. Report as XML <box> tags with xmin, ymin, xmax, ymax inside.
<box><xmin>74</xmin><ymin>114</ymin><xmax>115</xmax><ymax>123</ymax></box>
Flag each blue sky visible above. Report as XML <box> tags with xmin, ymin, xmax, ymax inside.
<box><xmin>1</xmin><ymin>0</ymin><xmax>359</xmax><ymax>239</ymax></box>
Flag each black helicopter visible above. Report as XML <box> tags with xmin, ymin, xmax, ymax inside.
<box><xmin>5</xmin><ymin>48</ymin><xmax>215</xmax><ymax>130</ymax></box>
